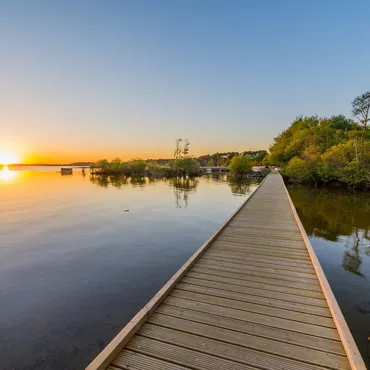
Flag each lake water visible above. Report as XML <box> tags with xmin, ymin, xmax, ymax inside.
<box><xmin>289</xmin><ymin>186</ymin><xmax>370</xmax><ymax>368</ymax></box>
<box><xmin>0</xmin><ymin>167</ymin><xmax>260</xmax><ymax>370</ymax></box>
<box><xmin>1</xmin><ymin>168</ymin><xmax>370</xmax><ymax>369</ymax></box>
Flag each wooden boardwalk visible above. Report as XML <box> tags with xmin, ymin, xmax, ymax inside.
<box><xmin>87</xmin><ymin>172</ymin><xmax>366</xmax><ymax>370</ymax></box>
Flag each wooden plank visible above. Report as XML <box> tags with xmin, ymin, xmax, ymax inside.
<box><xmin>234</xmin><ymin>218</ymin><xmax>296</xmax><ymax>225</ymax></box>
<box><xmin>147</xmin><ymin>314</ymin><xmax>350</xmax><ymax>369</ymax></box>
<box><xmin>176</xmin><ymin>280</ymin><xmax>330</xmax><ymax>317</ymax></box>
<box><xmin>200</xmin><ymin>256</ymin><xmax>317</xmax><ymax>279</ymax></box>
<box><xmin>207</xmin><ymin>247</ymin><xmax>313</xmax><ymax>266</ymax></box>
<box><xmin>165</xmin><ymin>296</ymin><xmax>339</xmax><ymax>340</ymax></box>
<box><xmin>181</xmin><ymin>276</ymin><xmax>328</xmax><ymax>310</ymax></box>
<box><xmin>216</xmin><ymin>235</ymin><xmax>307</xmax><ymax>250</ymax></box>
<box><xmin>137</xmin><ymin>323</ymin><xmax>332</xmax><ymax>370</ymax></box>
<box><xmin>195</xmin><ymin>260</ymin><xmax>320</xmax><ymax>286</ymax></box>
<box><xmin>170</xmin><ymin>288</ymin><xmax>335</xmax><ymax>327</ymax></box>
<box><xmin>85</xmin><ymin>176</ymin><xmax>268</xmax><ymax>370</ymax></box>
<box><xmin>211</xmin><ymin>243</ymin><xmax>311</xmax><ymax>260</ymax></box>
<box><xmin>204</xmin><ymin>250</ymin><xmax>314</xmax><ymax>271</ymax></box>
<box><xmin>191</xmin><ymin>266</ymin><xmax>323</xmax><ymax>293</ymax></box>
<box><xmin>106</xmin><ymin>366</ymin><xmax>124</xmax><ymax>370</ymax></box>
<box><xmin>112</xmin><ymin>350</ymin><xmax>191</xmax><ymax>370</ymax></box>
<box><xmin>156</xmin><ymin>304</ymin><xmax>345</xmax><ymax>355</ymax></box>
<box><xmin>126</xmin><ymin>336</ymin><xmax>257</xmax><ymax>370</ymax></box>
<box><xmin>227</xmin><ymin>221</ymin><xmax>302</xmax><ymax>233</ymax></box>
<box><xmin>186</xmin><ymin>271</ymin><xmax>326</xmax><ymax>302</ymax></box>
<box><xmin>282</xmin><ymin>174</ymin><xmax>367</xmax><ymax>370</ymax></box>
<box><xmin>224</xmin><ymin>229</ymin><xmax>303</xmax><ymax>241</ymax></box>
<box><xmin>217</xmin><ymin>234</ymin><xmax>306</xmax><ymax>247</ymax></box>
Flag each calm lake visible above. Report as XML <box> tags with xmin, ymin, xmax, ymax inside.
<box><xmin>1</xmin><ymin>168</ymin><xmax>369</xmax><ymax>369</ymax></box>
<box><xmin>0</xmin><ymin>167</ymin><xmax>260</xmax><ymax>370</ymax></box>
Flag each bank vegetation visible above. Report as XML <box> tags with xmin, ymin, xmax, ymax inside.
<box><xmin>267</xmin><ymin>91</ymin><xmax>370</xmax><ymax>189</ymax></box>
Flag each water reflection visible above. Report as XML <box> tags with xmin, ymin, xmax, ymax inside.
<box><xmin>89</xmin><ymin>174</ymin><xmax>258</xmax><ymax>208</ymax></box>
<box><xmin>168</xmin><ymin>177</ymin><xmax>199</xmax><ymax>208</ymax></box>
<box><xmin>228</xmin><ymin>177</ymin><xmax>253</xmax><ymax>196</ymax></box>
<box><xmin>289</xmin><ymin>186</ymin><xmax>370</xmax><ymax>365</ymax></box>
<box><xmin>342</xmin><ymin>230</ymin><xmax>363</xmax><ymax>276</ymax></box>
<box><xmin>289</xmin><ymin>186</ymin><xmax>370</xmax><ymax>277</ymax></box>
<box><xmin>130</xmin><ymin>176</ymin><xmax>146</xmax><ymax>188</ymax></box>
<box><xmin>0</xmin><ymin>166</ymin><xmax>18</xmax><ymax>182</ymax></box>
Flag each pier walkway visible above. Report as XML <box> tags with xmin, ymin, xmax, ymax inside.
<box><xmin>87</xmin><ymin>172</ymin><xmax>365</xmax><ymax>370</ymax></box>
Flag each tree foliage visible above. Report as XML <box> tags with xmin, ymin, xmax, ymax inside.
<box><xmin>269</xmin><ymin>114</ymin><xmax>370</xmax><ymax>188</ymax></box>
<box><xmin>228</xmin><ymin>155</ymin><xmax>253</xmax><ymax>175</ymax></box>
<box><xmin>352</xmin><ymin>91</ymin><xmax>370</xmax><ymax>135</ymax></box>
<box><xmin>172</xmin><ymin>138</ymin><xmax>200</xmax><ymax>175</ymax></box>
<box><xmin>198</xmin><ymin>150</ymin><xmax>267</xmax><ymax>167</ymax></box>
<box><xmin>91</xmin><ymin>158</ymin><xmax>146</xmax><ymax>175</ymax></box>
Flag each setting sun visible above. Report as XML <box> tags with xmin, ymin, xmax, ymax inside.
<box><xmin>0</xmin><ymin>151</ymin><xmax>19</xmax><ymax>165</ymax></box>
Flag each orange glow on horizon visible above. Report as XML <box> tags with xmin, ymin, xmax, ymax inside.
<box><xmin>6</xmin><ymin>142</ymin><xmax>267</xmax><ymax>165</ymax></box>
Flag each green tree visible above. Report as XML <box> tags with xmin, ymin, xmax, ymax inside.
<box><xmin>173</xmin><ymin>158</ymin><xmax>200</xmax><ymax>176</ymax></box>
<box><xmin>110</xmin><ymin>157</ymin><xmax>122</xmax><ymax>173</ymax></box>
<box><xmin>284</xmin><ymin>157</ymin><xmax>316</xmax><ymax>183</ymax></box>
<box><xmin>174</xmin><ymin>138</ymin><xmax>183</xmax><ymax>159</ymax></box>
<box><xmin>182</xmin><ymin>138</ymin><xmax>190</xmax><ymax>157</ymax></box>
<box><xmin>352</xmin><ymin>91</ymin><xmax>370</xmax><ymax>138</ymax></box>
<box><xmin>228</xmin><ymin>155</ymin><xmax>253</xmax><ymax>175</ymax></box>
<box><xmin>128</xmin><ymin>159</ymin><xmax>147</xmax><ymax>174</ymax></box>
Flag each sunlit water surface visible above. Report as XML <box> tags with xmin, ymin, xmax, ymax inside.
<box><xmin>0</xmin><ymin>167</ymin><xmax>260</xmax><ymax>370</ymax></box>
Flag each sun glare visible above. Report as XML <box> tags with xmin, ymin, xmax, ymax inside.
<box><xmin>0</xmin><ymin>166</ymin><xmax>18</xmax><ymax>182</ymax></box>
<box><xmin>0</xmin><ymin>151</ymin><xmax>19</xmax><ymax>165</ymax></box>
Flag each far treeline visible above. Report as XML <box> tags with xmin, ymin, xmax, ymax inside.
<box><xmin>266</xmin><ymin>91</ymin><xmax>370</xmax><ymax>189</ymax></box>
<box><xmin>90</xmin><ymin>138</ymin><xmax>268</xmax><ymax>177</ymax></box>
<box><xmin>91</xmin><ymin>90</ymin><xmax>370</xmax><ymax>188</ymax></box>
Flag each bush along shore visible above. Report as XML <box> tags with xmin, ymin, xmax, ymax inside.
<box><xmin>266</xmin><ymin>91</ymin><xmax>370</xmax><ymax>189</ymax></box>
<box><xmin>90</xmin><ymin>138</ymin><xmax>270</xmax><ymax>178</ymax></box>
<box><xmin>90</xmin><ymin>139</ymin><xmax>202</xmax><ymax>177</ymax></box>
<box><xmin>90</xmin><ymin>157</ymin><xmax>202</xmax><ymax>177</ymax></box>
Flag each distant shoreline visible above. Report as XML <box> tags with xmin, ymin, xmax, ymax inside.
<box><xmin>7</xmin><ymin>163</ymin><xmax>93</xmax><ymax>167</ymax></box>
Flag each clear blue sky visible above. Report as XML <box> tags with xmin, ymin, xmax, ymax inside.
<box><xmin>1</xmin><ymin>0</ymin><xmax>369</xmax><ymax>162</ymax></box>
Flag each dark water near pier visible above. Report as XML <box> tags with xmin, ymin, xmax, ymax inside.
<box><xmin>0</xmin><ymin>167</ymin><xmax>260</xmax><ymax>370</ymax></box>
<box><xmin>289</xmin><ymin>186</ymin><xmax>370</xmax><ymax>367</ymax></box>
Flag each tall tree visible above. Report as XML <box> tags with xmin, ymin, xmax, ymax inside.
<box><xmin>174</xmin><ymin>138</ymin><xmax>183</xmax><ymax>159</ymax></box>
<box><xmin>352</xmin><ymin>91</ymin><xmax>370</xmax><ymax>137</ymax></box>
<box><xmin>182</xmin><ymin>138</ymin><xmax>190</xmax><ymax>158</ymax></box>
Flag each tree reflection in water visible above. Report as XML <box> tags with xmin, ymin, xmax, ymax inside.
<box><xmin>227</xmin><ymin>176</ymin><xmax>253</xmax><ymax>196</ymax></box>
<box><xmin>91</xmin><ymin>175</ymin><xmax>149</xmax><ymax>189</ymax></box>
<box><xmin>342</xmin><ymin>230</ymin><xmax>363</xmax><ymax>276</ymax></box>
<box><xmin>90</xmin><ymin>174</ymin><xmax>260</xmax><ymax>207</ymax></box>
<box><xmin>130</xmin><ymin>176</ymin><xmax>146</xmax><ymax>188</ymax></box>
<box><xmin>289</xmin><ymin>186</ymin><xmax>370</xmax><ymax>276</ymax></box>
<box><xmin>169</xmin><ymin>177</ymin><xmax>199</xmax><ymax>208</ymax></box>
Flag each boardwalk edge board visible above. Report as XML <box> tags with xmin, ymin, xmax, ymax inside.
<box><xmin>85</xmin><ymin>176</ymin><xmax>269</xmax><ymax>370</ymax></box>
<box><xmin>281</xmin><ymin>173</ymin><xmax>366</xmax><ymax>370</ymax></box>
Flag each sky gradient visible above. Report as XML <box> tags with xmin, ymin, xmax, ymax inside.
<box><xmin>1</xmin><ymin>0</ymin><xmax>370</xmax><ymax>163</ymax></box>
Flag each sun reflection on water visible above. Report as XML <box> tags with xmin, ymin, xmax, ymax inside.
<box><xmin>0</xmin><ymin>166</ymin><xmax>18</xmax><ymax>182</ymax></box>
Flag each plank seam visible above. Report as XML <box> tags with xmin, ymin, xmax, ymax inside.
<box><xmin>174</xmin><ymin>283</ymin><xmax>332</xmax><ymax>317</ymax></box>
<box><xmin>168</xmin><ymin>293</ymin><xmax>338</xmax><ymax>332</ymax></box>
<box><xmin>182</xmin><ymin>277</ymin><xmax>328</xmax><ymax>308</ymax></box>
<box><xmin>157</xmin><ymin>305</ymin><xmax>344</xmax><ymax>350</ymax></box>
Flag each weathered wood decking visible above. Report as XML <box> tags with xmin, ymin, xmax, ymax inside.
<box><xmin>87</xmin><ymin>172</ymin><xmax>366</xmax><ymax>370</ymax></box>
